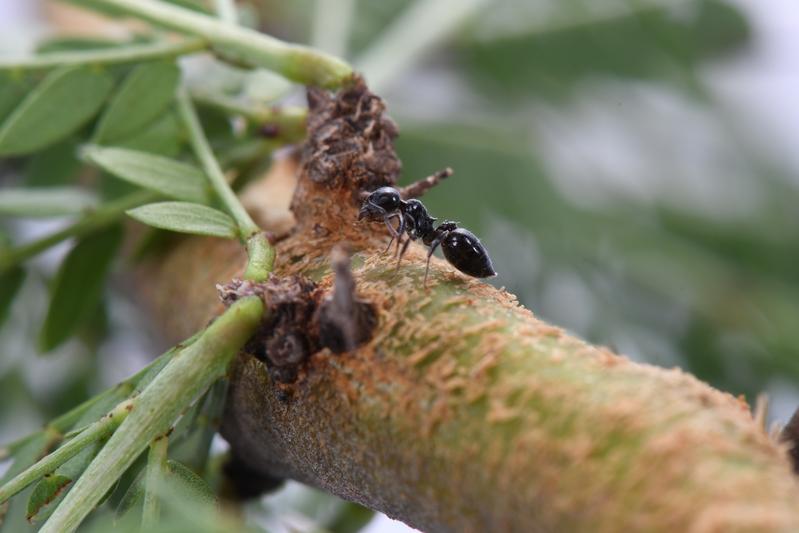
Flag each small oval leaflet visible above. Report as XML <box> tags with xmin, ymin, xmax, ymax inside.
<box><xmin>93</xmin><ymin>61</ymin><xmax>180</xmax><ymax>144</ymax></box>
<box><xmin>0</xmin><ymin>66</ymin><xmax>114</xmax><ymax>156</ymax></box>
<box><xmin>0</xmin><ymin>187</ymin><xmax>98</xmax><ymax>218</ymax></box>
<box><xmin>39</xmin><ymin>224</ymin><xmax>124</xmax><ymax>353</ymax></box>
<box><xmin>126</xmin><ymin>202</ymin><xmax>238</xmax><ymax>239</ymax></box>
<box><xmin>82</xmin><ymin>145</ymin><xmax>208</xmax><ymax>203</ymax></box>
<box><xmin>0</xmin><ymin>267</ymin><xmax>25</xmax><ymax>331</ymax></box>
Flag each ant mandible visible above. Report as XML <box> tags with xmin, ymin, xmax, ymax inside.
<box><xmin>358</xmin><ymin>186</ymin><xmax>496</xmax><ymax>285</ymax></box>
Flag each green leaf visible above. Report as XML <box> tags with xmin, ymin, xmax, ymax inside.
<box><xmin>24</xmin><ymin>140</ymin><xmax>82</xmax><ymax>187</ymax></box>
<box><xmin>27</xmin><ymin>439</ymin><xmax>105</xmax><ymax>524</ymax></box>
<box><xmin>26</xmin><ymin>475</ymin><xmax>72</xmax><ymax>521</ymax></box>
<box><xmin>0</xmin><ymin>66</ymin><xmax>114</xmax><ymax>156</ymax></box>
<box><xmin>116</xmin><ymin>111</ymin><xmax>182</xmax><ymax>157</ymax></box>
<box><xmin>115</xmin><ymin>467</ymin><xmax>144</xmax><ymax>520</ymax></box>
<box><xmin>0</xmin><ymin>431</ymin><xmax>61</xmax><ymax>532</ymax></box>
<box><xmin>0</xmin><ymin>267</ymin><xmax>25</xmax><ymax>331</ymax></box>
<box><xmin>0</xmin><ymin>187</ymin><xmax>98</xmax><ymax>218</ymax></box>
<box><xmin>114</xmin><ymin>459</ymin><xmax>217</xmax><ymax>529</ymax></box>
<box><xmin>325</xmin><ymin>502</ymin><xmax>375</xmax><ymax>533</ymax></box>
<box><xmin>82</xmin><ymin>146</ymin><xmax>208</xmax><ymax>203</ymax></box>
<box><xmin>126</xmin><ymin>202</ymin><xmax>237</xmax><ymax>238</ymax></box>
<box><xmin>39</xmin><ymin>224</ymin><xmax>123</xmax><ymax>352</ymax></box>
<box><xmin>0</xmin><ymin>73</ymin><xmax>34</xmax><ymax>124</ymax></box>
<box><xmin>36</xmin><ymin>37</ymin><xmax>132</xmax><ymax>54</ymax></box>
<box><xmin>165</xmin><ymin>461</ymin><xmax>216</xmax><ymax>506</ymax></box>
<box><xmin>461</xmin><ymin>0</ymin><xmax>750</xmax><ymax>99</ymax></box>
<box><xmin>167</xmin><ymin>380</ymin><xmax>227</xmax><ymax>476</ymax></box>
<box><xmin>93</xmin><ymin>62</ymin><xmax>180</xmax><ymax>144</ymax></box>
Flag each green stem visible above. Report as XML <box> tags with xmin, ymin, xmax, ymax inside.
<box><xmin>176</xmin><ymin>89</ymin><xmax>256</xmax><ymax>236</ymax></box>
<box><xmin>67</xmin><ymin>0</ymin><xmax>353</xmax><ymax>88</ymax></box>
<box><xmin>40</xmin><ymin>296</ymin><xmax>265</xmax><ymax>533</ymax></box>
<box><xmin>212</xmin><ymin>0</ymin><xmax>238</xmax><ymax>25</ymax></box>
<box><xmin>0</xmin><ymin>190</ymin><xmax>155</xmax><ymax>273</ymax></box>
<box><xmin>242</xmin><ymin>232</ymin><xmax>275</xmax><ymax>281</ymax></box>
<box><xmin>176</xmin><ymin>89</ymin><xmax>274</xmax><ymax>281</ymax></box>
<box><xmin>0</xmin><ymin>39</ymin><xmax>206</xmax><ymax>72</ymax></box>
<box><xmin>142</xmin><ymin>435</ymin><xmax>169</xmax><ymax>529</ymax></box>
<box><xmin>0</xmin><ymin>399</ymin><xmax>133</xmax><ymax>505</ymax></box>
<box><xmin>190</xmin><ymin>90</ymin><xmax>307</xmax><ymax>142</ymax></box>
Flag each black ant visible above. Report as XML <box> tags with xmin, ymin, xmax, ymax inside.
<box><xmin>358</xmin><ymin>186</ymin><xmax>496</xmax><ymax>285</ymax></box>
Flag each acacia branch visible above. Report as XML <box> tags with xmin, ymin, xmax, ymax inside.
<box><xmin>135</xmin><ymin>81</ymin><xmax>799</xmax><ymax>532</ymax></box>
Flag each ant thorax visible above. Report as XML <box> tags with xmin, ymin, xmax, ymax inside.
<box><xmin>404</xmin><ymin>199</ymin><xmax>436</xmax><ymax>241</ymax></box>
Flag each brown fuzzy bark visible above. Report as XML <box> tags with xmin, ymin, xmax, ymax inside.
<box><xmin>136</xmin><ymin>80</ymin><xmax>799</xmax><ymax>533</ymax></box>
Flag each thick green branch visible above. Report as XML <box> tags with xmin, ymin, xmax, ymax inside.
<box><xmin>40</xmin><ymin>296</ymin><xmax>264</xmax><ymax>533</ymax></box>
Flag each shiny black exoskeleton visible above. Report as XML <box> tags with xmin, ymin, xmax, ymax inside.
<box><xmin>359</xmin><ymin>187</ymin><xmax>496</xmax><ymax>285</ymax></box>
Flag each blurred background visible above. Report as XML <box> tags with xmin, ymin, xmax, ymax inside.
<box><xmin>1</xmin><ymin>0</ymin><xmax>797</xmax><ymax>531</ymax></box>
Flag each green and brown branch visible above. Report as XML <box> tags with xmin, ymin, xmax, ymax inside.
<box><xmin>134</xmin><ymin>82</ymin><xmax>799</xmax><ymax>532</ymax></box>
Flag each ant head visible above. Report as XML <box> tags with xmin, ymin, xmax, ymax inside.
<box><xmin>359</xmin><ymin>187</ymin><xmax>402</xmax><ymax>221</ymax></box>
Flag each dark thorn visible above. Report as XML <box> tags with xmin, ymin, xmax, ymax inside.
<box><xmin>315</xmin><ymin>246</ymin><xmax>377</xmax><ymax>353</ymax></box>
<box><xmin>399</xmin><ymin>167</ymin><xmax>454</xmax><ymax>199</ymax></box>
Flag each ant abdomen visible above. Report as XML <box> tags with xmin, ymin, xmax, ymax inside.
<box><xmin>441</xmin><ymin>228</ymin><xmax>496</xmax><ymax>278</ymax></box>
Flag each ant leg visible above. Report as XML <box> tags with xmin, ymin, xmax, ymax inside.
<box><xmin>424</xmin><ymin>239</ymin><xmax>442</xmax><ymax>287</ymax></box>
<box><xmin>395</xmin><ymin>236</ymin><xmax>413</xmax><ymax>272</ymax></box>
<box><xmin>382</xmin><ymin>213</ymin><xmax>401</xmax><ymax>253</ymax></box>
<box><xmin>394</xmin><ymin>214</ymin><xmax>407</xmax><ymax>257</ymax></box>
<box><xmin>383</xmin><ymin>234</ymin><xmax>396</xmax><ymax>254</ymax></box>
<box><xmin>383</xmin><ymin>214</ymin><xmax>400</xmax><ymax>238</ymax></box>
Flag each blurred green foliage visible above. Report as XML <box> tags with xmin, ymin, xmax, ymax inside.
<box><xmin>462</xmin><ymin>0</ymin><xmax>750</xmax><ymax>98</ymax></box>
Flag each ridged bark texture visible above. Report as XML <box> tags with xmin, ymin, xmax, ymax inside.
<box><xmin>136</xmin><ymin>79</ymin><xmax>799</xmax><ymax>533</ymax></box>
